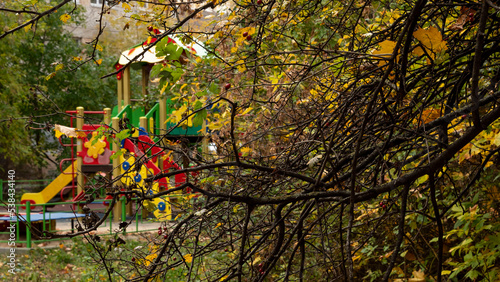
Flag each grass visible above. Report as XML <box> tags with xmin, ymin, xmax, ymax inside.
<box><xmin>0</xmin><ymin>231</ymin><xmax>240</xmax><ymax>281</ymax></box>
<box><xmin>0</xmin><ymin>236</ymin><xmax>146</xmax><ymax>281</ymax></box>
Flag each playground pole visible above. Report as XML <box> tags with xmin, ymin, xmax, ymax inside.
<box><xmin>159</xmin><ymin>97</ymin><xmax>166</xmax><ymax>135</ymax></box>
<box><xmin>202</xmin><ymin>121</ymin><xmax>209</xmax><ymax>156</ymax></box>
<box><xmin>149</xmin><ymin>117</ymin><xmax>155</xmax><ymax>135</ymax></box>
<box><xmin>139</xmin><ymin>117</ymin><xmax>150</xmax><ymax>219</ymax></box>
<box><xmin>123</xmin><ymin>67</ymin><xmax>131</xmax><ymax>108</ymax></box>
<box><xmin>139</xmin><ymin>117</ymin><xmax>147</xmax><ymax>135</ymax></box>
<box><xmin>25</xmin><ymin>201</ymin><xmax>31</xmax><ymax>248</ymax></box>
<box><xmin>76</xmin><ymin>107</ymin><xmax>84</xmax><ymax>197</ymax></box>
<box><xmin>117</xmin><ymin>76</ymin><xmax>123</xmax><ymax>111</ymax></box>
<box><xmin>104</xmin><ymin>108</ymin><xmax>111</xmax><ymax>124</ymax></box>
<box><xmin>112</xmin><ymin>117</ymin><xmax>122</xmax><ymax>222</ymax></box>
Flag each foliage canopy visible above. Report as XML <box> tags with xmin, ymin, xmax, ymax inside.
<box><xmin>0</xmin><ymin>0</ymin><xmax>116</xmax><ymax>170</ymax></box>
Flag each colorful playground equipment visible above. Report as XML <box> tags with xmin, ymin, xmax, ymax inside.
<box><xmin>20</xmin><ymin>31</ymin><xmax>206</xmax><ymax>221</ymax></box>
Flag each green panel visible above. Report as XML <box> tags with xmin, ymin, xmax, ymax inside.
<box><xmin>167</xmin><ymin>124</ymin><xmax>202</xmax><ymax>136</ymax></box>
<box><xmin>112</xmin><ymin>100</ymin><xmax>204</xmax><ymax>137</ymax></box>
<box><xmin>164</xmin><ymin>99</ymin><xmax>203</xmax><ymax>136</ymax></box>
<box><xmin>114</xmin><ymin>105</ymin><xmax>132</xmax><ymax>120</ymax></box>
<box><xmin>132</xmin><ymin>107</ymin><xmax>145</xmax><ymax>127</ymax></box>
<box><xmin>145</xmin><ymin>103</ymin><xmax>160</xmax><ymax>119</ymax></box>
<box><xmin>145</xmin><ymin>103</ymin><xmax>160</xmax><ymax>136</ymax></box>
<box><xmin>111</xmin><ymin>105</ymin><xmax>118</xmax><ymax>117</ymax></box>
<box><xmin>155</xmin><ymin>106</ymin><xmax>160</xmax><ymax>136</ymax></box>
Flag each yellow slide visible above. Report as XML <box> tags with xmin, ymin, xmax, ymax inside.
<box><xmin>21</xmin><ymin>161</ymin><xmax>77</xmax><ymax>205</ymax></box>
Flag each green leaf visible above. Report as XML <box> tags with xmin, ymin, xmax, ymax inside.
<box><xmin>170</xmin><ymin>67</ymin><xmax>184</xmax><ymax>83</ymax></box>
<box><xmin>441</xmin><ymin>270</ymin><xmax>451</xmax><ymax>276</ymax></box>
<box><xmin>157</xmin><ymin>40</ymin><xmax>185</xmax><ymax>61</ymax></box>
<box><xmin>109</xmin><ymin>149</ymin><xmax>123</xmax><ymax>161</ymax></box>
<box><xmin>460</xmin><ymin>237</ymin><xmax>473</xmax><ymax>246</ymax></box>
<box><xmin>192</xmin><ymin>109</ymin><xmax>207</xmax><ymax>127</ymax></box>
<box><xmin>150</xmin><ymin>64</ymin><xmax>163</xmax><ymax>78</ymax></box>
<box><xmin>193</xmin><ymin>100</ymin><xmax>203</xmax><ymax>110</ymax></box>
<box><xmin>209</xmin><ymin>82</ymin><xmax>221</xmax><ymax>94</ymax></box>
<box><xmin>115</xmin><ymin>129</ymin><xmax>130</xmax><ymax>141</ymax></box>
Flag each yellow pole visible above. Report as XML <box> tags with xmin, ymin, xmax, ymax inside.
<box><xmin>123</xmin><ymin>67</ymin><xmax>131</xmax><ymax>108</ymax></box>
<box><xmin>159</xmin><ymin>97</ymin><xmax>166</xmax><ymax>135</ymax></box>
<box><xmin>117</xmin><ymin>77</ymin><xmax>123</xmax><ymax>111</ymax></box>
<box><xmin>104</xmin><ymin>108</ymin><xmax>111</xmax><ymax>125</ymax></box>
<box><xmin>112</xmin><ymin>117</ymin><xmax>122</xmax><ymax>222</ymax></box>
<box><xmin>149</xmin><ymin>117</ymin><xmax>155</xmax><ymax>135</ymax></box>
<box><xmin>158</xmin><ymin>98</ymin><xmax>167</xmax><ymax>192</ymax></box>
<box><xmin>201</xmin><ymin>120</ymin><xmax>209</xmax><ymax>156</ymax></box>
<box><xmin>76</xmin><ymin>107</ymin><xmax>84</xmax><ymax>197</ymax></box>
<box><xmin>139</xmin><ymin>117</ymin><xmax>147</xmax><ymax>135</ymax></box>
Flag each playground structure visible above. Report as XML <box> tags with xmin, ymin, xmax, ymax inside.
<box><xmin>20</xmin><ymin>31</ymin><xmax>206</xmax><ymax>222</ymax></box>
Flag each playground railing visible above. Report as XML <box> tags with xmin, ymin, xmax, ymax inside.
<box><xmin>0</xmin><ymin>197</ymin><xmax>165</xmax><ymax>249</ymax></box>
<box><xmin>144</xmin><ymin>103</ymin><xmax>160</xmax><ymax>135</ymax></box>
<box><xmin>112</xmin><ymin>104</ymin><xmax>145</xmax><ymax>131</ymax></box>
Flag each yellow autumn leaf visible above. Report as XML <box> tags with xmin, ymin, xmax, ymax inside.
<box><xmin>170</xmin><ymin>105</ymin><xmax>187</xmax><ymax>123</ymax></box>
<box><xmin>45</xmin><ymin>72</ymin><xmax>56</xmax><ymax>80</ymax></box>
<box><xmin>408</xmin><ymin>269</ymin><xmax>426</xmax><ymax>281</ymax></box>
<box><xmin>160</xmin><ymin>81</ymin><xmax>170</xmax><ymax>95</ymax></box>
<box><xmin>236</xmin><ymin>60</ymin><xmax>246</xmax><ymax>72</ymax></box>
<box><xmin>183</xmin><ymin>254</ymin><xmax>193</xmax><ymax>263</ymax></box>
<box><xmin>372</xmin><ymin>40</ymin><xmax>397</xmax><ymax>66</ymax></box>
<box><xmin>215</xmin><ymin>222</ymin><xmax>223</xmax><ymax>228</ymax></box>
<box><xmin>240</xmin><ymin>147</ymin><xmax>252</xmax><ymax>156</ymax></box>
<box><xmin>162</xmin><ymin>150</ymin><xmax>173</xmax><ymax>161</ymax></box>
<box><xmin>493</xmin><ymin>131</ymin><xmax>500</xmax><ymax>146</ymax></box>
<box><xmin>240</xmin><ymin>107</ymin><xmax>253</xmax><ymax>115</ymax></box>
<box><xmin>412</xmin><ymin>46</ymin><xmax>425</xmax><ymax>57</ymax></box>
<box><xmin>140</xmin><ymin>252</ymin><xmax>158</xmax><ymax>267</ymax></box>
<box><xmin>73</xmin><ymin>56</ymin><xmax>82</xmax><ymax>61</ymax></box>
<box><xmin>252</xmin><ymin>256</ymin><xmax>262</xmax><ymax>265</ymax></box>
<box><xmin>414</xmin><ymin>175</ymin><xmax>428</xmax><ymax>186</ymax></box>
<box><xmin>413</xmin><ymin>26</ymin><xmax>448</xmax><ymax>58</ymax></box>
<box><xmin>220</xmin><ymin>275</ymin><xmax>229</xmax><ymax>281</ymax></box>
<box><xmin>122</xmin><ymin>2</ymin><xmax>132</xmax><ymax>10</ymax></box>
<box><xmin>247</xmin><ymin>27</ymin><xmax>256</xmax><ymax>36</ymax></box>
<box><xmin>60</xmin><ymin>14</ymin><xmax>71</xmax><ymax>23</ymax></box>
<box><xmin>233</xmin><ymin>204</ymin><xmax>240</xmax><ymax>213</ymax></box>
<box><xmin>372</xmin><ymin>40</ymin><xmax>397</xmax><ymax>58</ymax></box>
<box><xmin>212</xmin><ymin>0</ymin><xmax>224</xmax><ymax>6</ymax></box>
<box><xmin>96</xmin><ymin>59</ymin><xmax>103</xmax><ymax>65</ymax></box>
